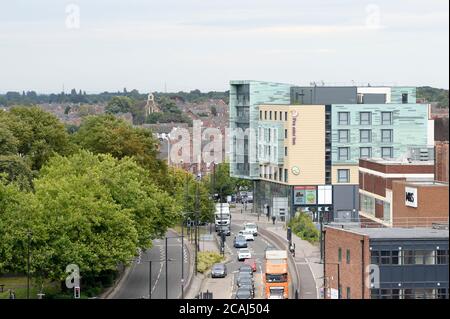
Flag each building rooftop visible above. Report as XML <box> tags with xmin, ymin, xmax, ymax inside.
<box><xmin>327</xmin><ymin>226</ymin><xmax>449</xmax><ymax>239</ymax></box>
<box><xmin>361</xmin><ymin>158</ymin><xmax>434</xmax><ymax>166</ymax></box>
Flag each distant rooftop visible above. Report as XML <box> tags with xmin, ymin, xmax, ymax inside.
<box><xmin>362</xmin><ymin>157</ymin><xmax>434</xmax><ymax>166</ymax></box>
<box><xmin>327</xmin><ymin>226</ymin><xmax>449</xmax><ymax>240</ymax></box>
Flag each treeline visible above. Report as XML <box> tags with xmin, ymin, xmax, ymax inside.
<box><xmin>0</xmin><ymin>89</ymin><xmax>230</xmax><ymax>107</ymax></box>
<box><xmin>0</xmin><ymin>107</ymin><xmax>215</xmax><ymax>297</ymax></box>
<box><xmin>417</xmin><ymin>86</ymin><xmax>449</xmax><ymax>108</ymax></box>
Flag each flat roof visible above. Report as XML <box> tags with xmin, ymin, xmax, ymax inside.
<box><xmin>327</xmin><ymin>226</ymin><xmax>449</xmax><ymax>239</ymax></box>
<box><xmin>361</xmin><ymin>158</ymin><xmax>434</xmax><ymax>166</ymax></box>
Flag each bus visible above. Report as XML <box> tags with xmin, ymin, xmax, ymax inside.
<box><xmin>264</xmin><ymin>250</ymin><xmax>289</xmax><ymax>299</ymax></box>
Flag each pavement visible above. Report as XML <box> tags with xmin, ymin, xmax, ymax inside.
<box><xmin>231</xmin><ymin>204</ymin><xmax>323</xmax><ymax>299</ymax></box>
<box><xmin>108</xmin><ymin>229</ymin><xmax>190</xmax><ymax>299</ymax></box>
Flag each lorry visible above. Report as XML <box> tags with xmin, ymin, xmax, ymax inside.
<box><xmin>214</xmin><ymin>203</ymin><xmax>231</xmax><ymax>231</ymax></box>
<box><xmin>263</xmin><ymin>250</ymin><xmax>289</xmax><ymax>299</ymax></box>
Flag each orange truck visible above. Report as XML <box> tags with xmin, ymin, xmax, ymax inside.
<box><xmin>264</xmin><ymin>250</ymin><xmax>289</xmax><ymax>299</ymax></box>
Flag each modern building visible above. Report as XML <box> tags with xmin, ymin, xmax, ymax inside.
<box><xmin>358</xmin><ymin>158</ymin><xmax>448</xmax><ymax>227</ymax></box>
<box><xmin>323</xmin><ymin>225</ymin><xmax>449</xmax><ymax>299</ymax></box>
<box><xmin>229</xmin><ymin>81</ymin><xmax>435</xmax><ymax>221</ymax></box>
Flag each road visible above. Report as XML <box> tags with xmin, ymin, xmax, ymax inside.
<box><xmin>203</xmin><ymin>218</ymin><xmax>274</xmax><ymax>299</ymax></box>
<box><xmin>110</xmin><ymin>230</ymin><xmax>189</xmax><ymax>299</ymax></box>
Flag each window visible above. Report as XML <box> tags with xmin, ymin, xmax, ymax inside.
<box><xmin>346</xmin><ymin>287</ymin><xmax>351</xmax><ymax>299</ymax></box>
<box><xmin>360</xmin><ymin>112</ymin><xmax>371</xmax><ymax>125</ymax></box>
<box><xmin>274</xmin><ymin>112</ymin><xmax>277</xmax><ymax>121</ymax></box>
<box><xmin>360</xmin><ymin>130</ymin><xmax>372</xmax><ymax>143</ymax></box>
<box><xmin>280</xmin><ymin>111</ymin><xmax>283</xmax><ymax>121</ymax></box>
<box><xmin>338</xmin><ymin>130</ymin><xmax>349</xmax><ymax>143</ymax></box>
<box><xmin>437</xmin><ymin>250</ymin><xmax>449</xmax><ymax>265</ymax></box>
<box><xmin>381</xmin><ymin>129</ymin><xmax>393</xmax><ymax>143</ymax></box>
<box><xmin>338</xmin><ymin>169</ymin><xmax>349</xmax><ymax>183</ymax></box>
<box><xmin>402</xmin><ymin>93</ymin><xmax>408</xmax><ymax>104</ymax></box>
<box><xmin>279</xmin><ymin>168</ymin><xmax>283</xmax><ymax>182</ymax></box>
<box><xmin>284</xmin><ymin>147</ymin><xmax>288</xmax><ymax>156</ymax></box>
<box><xmin>381</xmin><ymin>112</ymin><xmax>392</xmax><ymax>125</ymax></box>
<box><xmin>338</xmin><ymin>112</ymin><xmax>350</xmax><ymax>125</ymax></box>
<box><xmin>284</xmin><ymin>169</ymin><xmax>288</xmax><ymax>182</ymax></box>
<box><xmin>381</xmin><ymin>147</ymin><xmax>393</xmax><ymax>159</ymax></box>
<box><xmin>285</xmin><ymin>129</ymin><xmax>288</xmax><ymax>139</ymax></box>
<box><xmin>346</xmin><ymin>249</ymin><xmax>350</xmax><ymax>264</ymax></box>
<box><xmin>260</xmin><ymin>110</ymin><xmax>262</xmax><ymax>119</ymax></box>
<box><xmin>360</xmin><ymin>147</ymin><xmax>372</xmax><ymax>158</ymax></box>
<box><xmin>284</xmin><ymin>112</ymin><xmax>288</xmax><ymax>121</ymax></box>
<box><xmin>338</xmin><ymin>147</ymin><xmax>350</xmax><ymax>160</ymax></box>
<box><xmin>338</xmin><ymin>248</ymin><xmax>342</xmax><ymax>262</ymax></box>
<box><xmin>264</xmin><ymin>111</ymin><xmax>267</xmax><ymax>120</ymax></box>
<box><xmin>269</xmin><ymin>111</ymin><xmax>272</xmax><ymax>120</ymax></box>
<box><xmin>371</xmin><ymin>251</ymin><xmax>380</xmax><ymax>264</ymax></box>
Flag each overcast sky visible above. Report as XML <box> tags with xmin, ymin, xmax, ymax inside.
<box><xmin>0</xmin><ymin>0</ymin><xmax>448</xmax><ymax>93</ymax></box>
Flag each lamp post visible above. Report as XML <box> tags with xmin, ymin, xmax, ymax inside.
<box><xmin>147</xmin><ymin>257</ymin><xmax>175</xmax><ymax>300</ymax></box>
<box><xmin>27</xmin><ymin>230</ymin><xmax>32</xmax><ymax>300</ymax></box>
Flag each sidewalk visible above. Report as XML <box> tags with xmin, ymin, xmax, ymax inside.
<box><xmin>231</xmin><ymin>204</ymin><xmax>323</xmax><ymax>299</ymax></box>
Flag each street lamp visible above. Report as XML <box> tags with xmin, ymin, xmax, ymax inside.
<box><xmin>27</xmin><ymin>230</ymin><xmax>32</xmax><ymax>300</ymax></box>
<box><xmin>147</xmin><ymin>257</ymin><xmax>175</xmax><ymax>300</ymax></box>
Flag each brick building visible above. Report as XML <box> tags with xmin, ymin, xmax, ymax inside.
<box><xmin>324</xmin><ymin>226</ymin><xmax>449</xmax><ymax>299</ymax></box>
<box><xmin>358</xmin><ymin>158</ymin><xmax>448</xmax><ymax>227</ymax></box>
<box><xmin>435</xmin><ymin>142</ymin><xmax>449</xmax><ymax>183</ymax></box>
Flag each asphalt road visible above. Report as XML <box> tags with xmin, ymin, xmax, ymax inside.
<box><xmin>221</xmin><ymin>220</ymin><xmax>271</xmax><ymax>299</ymax></box>
<box><xmin>111</xmin><ymin>230</ymin><xmax>189</xmax><ymax>299</ymax></box>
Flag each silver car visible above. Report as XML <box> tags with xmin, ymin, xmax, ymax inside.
<box><xmin>211</xmin><ymin>263</ymin><xmax>227</xmax><ymax>278</ymax></box>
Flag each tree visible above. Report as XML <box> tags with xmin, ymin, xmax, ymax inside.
<box><xmin>0</xmin><ymin>121</ymin><xmax>18</xmax><ymax>155</ymax></box>
<box><xmin>0</xmin><ymin>155</ymin><xmax>34</xmax><ymax>191</ymax></box>
<box><xmin>210</xmin><ymin>106</ymin><xmax>217</xmax><ymax>116</ymax></box>
<box><xmin>0</xmin><ymin>151</ymin><xmax>182</xmax><ymax>282</ymax></box>
<box><xmin>73</xmin><ymin>115</ymin><xmax>167</xmax><ymax>185</ymax></box>
<box><xmin>1</xmin><ymin>107</ymin><xmax>73</xmax><ymax>170</ymax></box>
<box><xmin>105</xmin><ymin>96</ymin><xmax>134</xmax><ymax>114</ymax></box>
<box><xmin>166</xmin><ymin>167</ymin><xmax>215</xmax><ymax>223</ymax></box>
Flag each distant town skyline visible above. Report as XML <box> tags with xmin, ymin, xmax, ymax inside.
<box><xmin>0</xmin><ymin>0</ymin><xmax>448</xmax><ymax>93</ymax></box>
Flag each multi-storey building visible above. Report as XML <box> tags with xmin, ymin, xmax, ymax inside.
<box><xmin>323</xmin><ymin>225</ymin><xmax>449</xmax><ymax>299</ymax></box>
<box><xmin>358</xmin><ymin>158</ymin><xmax>449</xmax><ymax>227</ymax></box>
<box><xmin>229</xmin><ymin>81</ymin><xmax>435</xmax><ymax>221</ymax></box>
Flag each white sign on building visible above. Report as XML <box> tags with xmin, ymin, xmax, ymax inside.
<box><xmin>405</xmin><ymin>187</ymin><xmax>418</xmax><ymax>208</ymax></box>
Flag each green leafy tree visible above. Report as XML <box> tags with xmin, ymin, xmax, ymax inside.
<box><xmin>0</xmin><ymin>106</ymin><xmax>73</xmax><ymax>170</ymax></box>
<box><xmin>207</xmin><ymin>162</ymin><xmax>251</xmax><ymax>201</ymax></box>
<box><xmin>105</xmin><ymin>96</ymin><xmax>134</xmax><ymax>114</ymax></box>
<box><xmin>0</xmin><ymin>155</ymin><xmax>34</xmax><ymax>191</ymax></box>
<box><xmin>0</xmin><ymin>151</ymin><xmax>181</xmax><ymax>282</ymax></box>
<box><xmin>288</xmin><ymin>212</ymin><xmax>319</xmax><ymax>243</ymax></box>
<box><xmin>167</xmin><ymin>167</ymin><xmax>215</xmax><ymax>223</ymax></box>
<box><xmin>73</xmin><ymin>115</ymin><xmax>167</xmax><ymax>185</ymax></box>
<box><xmin>0</xmin><ymin>122</ymin><xmax>18</xmax><ymax>155</ymax></box>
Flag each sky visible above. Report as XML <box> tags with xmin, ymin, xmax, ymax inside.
<box><xmin>0</xmin><ymin>0</ymin><xmax>448</xmax><ymax>93</ymax></box>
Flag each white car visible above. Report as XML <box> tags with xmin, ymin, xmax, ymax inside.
<box><xmin>237</xmin><ymin>248</ymin><xmax>252</xmax><ymax>261</ymax></box>
<box><xmin>238</xmin><ymin>230</ymin><xmax>255</xmax><ymax>241</ymax></box>
<box><xmin>244</xmin><ymin>223</ymin><xmax>258</xmax><ymax>236</ymax></box>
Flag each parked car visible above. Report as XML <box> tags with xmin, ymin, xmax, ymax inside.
<box><xmin>211</xmin><ymin>263</ymin><xmax>227</xmax><ymax>278</ymax></box>
<box><xmin>238</xmin><ymin>230</ymin><xmax>255</xmax><ymax>241</ymax></box>
<box><xmin>233</xmin><ymin>236</ymin><xmax>248</xmax><ymax>248</ymax></box>
<box><xmin>237</xmin><ymin>248</ymin><xmax>252</xmax><ymax>261</ymax></box>
<box><xmin>239</xmin><ymin>264</ymin><xmax>253</xmax><ymax>275</ymax></box>
<box><xmin>235</xmin><ymin>287</ymin><xmax>253</xmax><ymax>299</ymax></box>
<box><xmin>244</xmin><ymin>223</ymin><xmax>258</xmax><ymax>236</ymax></box>
<box><xmin>244</xmin><ymin>258</ymin><xmax>257</xmax><ymax>272</ymax></box>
